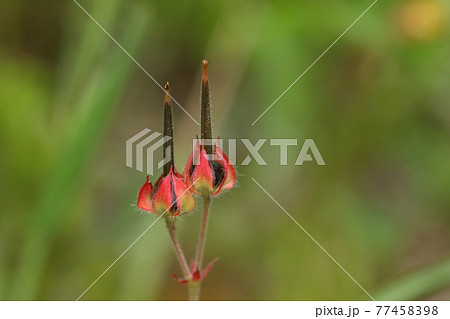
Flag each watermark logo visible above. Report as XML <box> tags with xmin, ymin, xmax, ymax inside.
<box><xmin>192</xmin><ymin>138</ymin><xmax>326</xmax><ymax>166</ymax></box>
<box><xmin>126</xmin><ymin>128</ymin><xmax>172</xmax><ymax>175</ymax></box>
<box><xmin>126</xmin><ymin>129</ymin><xmax>325</xmax><ymax>174</ymax></box>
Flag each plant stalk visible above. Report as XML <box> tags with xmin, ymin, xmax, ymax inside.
<box><xmin>188</xmin><ymin>282</ymin><xmax>200</xmax><ymax>301</ymax></box>
<box><xmin>195</xmin><ymin>195</ymin><xmax>212</xmax><ymax>270</ymax></box>
<box><xmin>165</xmin><ymin>218</ymin><xmax>191</xmax><ymax>280</ymax></box>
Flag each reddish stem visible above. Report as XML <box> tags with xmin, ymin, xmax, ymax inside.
<box><xmin>195</xmin><ymin>195</ymin><xmax>212</xmax><ymax>270</ymax></box>
<box><xmin>166</xmin><ymin>219</ymin><xmax>191</xmax><ymax>280</ymax></box>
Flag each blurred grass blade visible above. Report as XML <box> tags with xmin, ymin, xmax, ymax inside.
<box><xmin>55</xmin><ymin>0</ymin><xmax>122</xmax><ymax>116</ymax></box>
<box><xmin>375</xmin><ymin>257</ymin><xmax>450</xmax><ymax>300</ymax></box>
<box><xmin>10</xmin><ymin>1</ymin><xmax>149</xmax><ymax>300</ymax></box>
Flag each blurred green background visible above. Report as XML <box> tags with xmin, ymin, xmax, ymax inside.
<box><xmin>1</xmin><ymin>0</ymin><xmax>449</xmax><ymax>300</ymax></box>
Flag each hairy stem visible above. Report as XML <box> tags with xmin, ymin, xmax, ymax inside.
<box><xmin>188</xmin><ymin>282</ymin><xmax>200</xmax><ymax>301</ymax></box>
<box><xmin>165</xmin><ymin>218</ymin><xmax>191</xmax><ymax>279</ymax></box>
<box><xmin>195</xmin><ymin>195</ymin><xmax>212</xmax><ymax>270</ymax></box>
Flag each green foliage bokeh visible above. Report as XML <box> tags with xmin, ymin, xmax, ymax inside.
<box><xmin>0</xmin><ymin>0</ymin><xmax>449</xmax><ymax>300</ymax></box>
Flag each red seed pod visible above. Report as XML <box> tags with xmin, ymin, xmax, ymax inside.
<box><xmin>184</xmin><ymin>140</ymin><xmax>235</xmax><ymax>196</ymax></box>
<box><xmin>137</xmin><ymin>168</ymin><xmax>195</xmax><ymax>216</ymax></box>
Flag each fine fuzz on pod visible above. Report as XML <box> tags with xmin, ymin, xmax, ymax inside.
<box><xmin>137</xmin><ymin>82</ymin><xmax>195</xmax><ymax>216</ymax></box>
<box><xmin>183</xmin><ymin>60</ymin><xmax>236</xmax><ymax>196</ymax></box>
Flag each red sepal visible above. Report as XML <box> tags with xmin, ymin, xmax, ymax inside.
<box><xmin>184</xmin><ymin>139</ymin><xmax>236</xmax><ymax>196</ymax></box>
<box><xmin>172</xmin><ymin>258</ymin><xmax>219</xmax><ymax>285</ymax></box>
<box><xmin>137</xmin><ymin>176</ymin><xmax>155</xmax><ymax>213</ymax></box>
